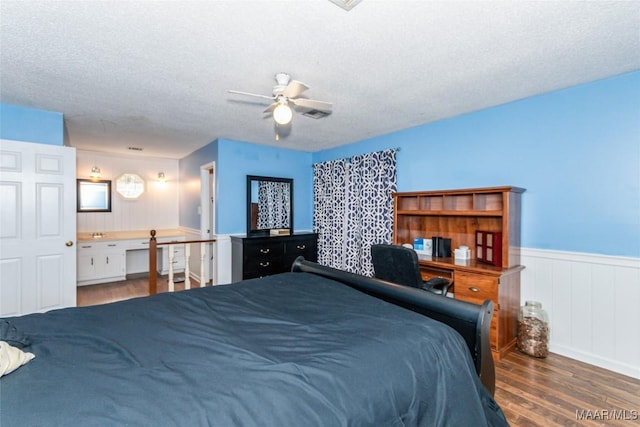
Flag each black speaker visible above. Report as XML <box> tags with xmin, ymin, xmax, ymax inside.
<box><xmin>432</xmin><ymin>236</ymin><xmax>452</xmax><ymax>258</ymax></box>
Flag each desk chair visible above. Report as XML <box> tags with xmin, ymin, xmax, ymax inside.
<box><xmin>370</xmin><ymin>244</ymin><xmax>452</xmax><ymax>296</ymax></box>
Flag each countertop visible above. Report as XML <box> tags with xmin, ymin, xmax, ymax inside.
<box><xmin>77</xmin><ymin>229</ymin><xmax>185</xmax><ymax>243</ymax></box>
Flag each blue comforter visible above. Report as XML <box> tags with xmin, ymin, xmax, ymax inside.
<box><xmin>1</xmin><ymin>272</ymin><xmax>507</xmax><ymax>426</ymax></box>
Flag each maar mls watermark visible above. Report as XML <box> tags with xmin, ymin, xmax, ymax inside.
<box><xmin>576</xmin><ymin>408</ymin><xmax>639</xmax><ymax>421</ymax></box>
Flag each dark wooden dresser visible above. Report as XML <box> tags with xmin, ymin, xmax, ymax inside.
<box><xmin>231</xmin><ymin>233</ymin><xmax>318</xmax><ymax>281</ymax></box>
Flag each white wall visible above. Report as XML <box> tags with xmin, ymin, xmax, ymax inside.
<box><xmin>76</xmin><ymin>150</ymin><xmax>179</xmax><ymax>232</ymax></box>
<box><xmin>521</xmin><ymin>248</ymin><xmax>640</xmax><ymax>379</ymax></box>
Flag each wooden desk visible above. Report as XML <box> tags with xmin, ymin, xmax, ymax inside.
<box><xmin>418</xmin><ymin>256</ymin><xmax>523</xmax><ymax>360</ymax></box>
<box><xmin>392</xmin><ymin>186</ymin><xmax>526</xmax><ymax>360</ymax></box>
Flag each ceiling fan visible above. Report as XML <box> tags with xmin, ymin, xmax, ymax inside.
<box><xmin>228</xmin><ymin>73</ymin><xmax>333</xmax><ymax>139</ymax></box>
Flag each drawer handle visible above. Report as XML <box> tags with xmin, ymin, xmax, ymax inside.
<box><xmin>81</xmin><ymin>245</ymin><xmax>92</xmax><ymax>249</ymax></box>
<box><xmin>468</xmin><ymin>286</ymin><xmax>480</xmax><ymax>293</ymax></box>
<box><xmin>142</xmin><ymin>242</ymin><xmax>149</xmax><ymax>245</ymax></box>
<box><xmin>259</xmin><ymin>261</ymin><xmax>270</xmax><ymax>267</ymax></box>
<box><xmin>296</xmin><ymin>244</ymin><xmax>306</xmax><ymax>250</ymax></box>
<box><xmin>260</xmin><ymin>248</ymin><xmax>270</xmax><ymax>254</ymax></box>
<box><xmin>107</xmin><ymin>244</ymin><xmax>117</xmax><ymax>247</ymax></box>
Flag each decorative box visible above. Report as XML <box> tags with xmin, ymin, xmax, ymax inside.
<box><xmin>454</xmin><ymin>246</ymin><xmax>471</xmax><ymax>260</ymax></box>
<box><xmin>475</xmin><ymin>230</ymin><xmax>502</xmax><ymax>267</ymax></box>
<box><xmin>270</xmin><ymin>228</ymin><xmax>290</xmax><ymax>236</ymax></box>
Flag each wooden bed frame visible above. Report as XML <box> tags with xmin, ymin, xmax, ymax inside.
<box><xmin>291</xmin><ymin>257</ymin><xmax>496</xmax><ymax>395</ymax></box>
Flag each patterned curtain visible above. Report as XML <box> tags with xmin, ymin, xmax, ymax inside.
<box><xmin>313</xmin><ymin>149</ymin><xmax>397</xmax><ymax>275</ymax></box>
<box><xmin>344</xmin><ymin>149</ymin><xmax>397</xmax><ymax>275</ymax></box>
<box><xmin>312</xmin><ymin>159</ymin><xmax>347</xmax><ymax>269</ymax></box>
<box><xmin>257</xmin><ymin>181</ymin><xmax>290</xmax><ymax>229</ymax></box>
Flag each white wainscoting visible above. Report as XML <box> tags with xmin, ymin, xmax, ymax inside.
<box><xmin>520</xmin><ymin>248</ymin><xmax>640</xmax><ymax>379</ymax></box>
<box><xmin>180</xmin><ymin>228</ymin><xmax>232</xmax><ymax>286</ymax></box>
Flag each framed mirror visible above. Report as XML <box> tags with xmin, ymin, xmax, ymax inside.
<box><xmin>77</xmin><ymin>179</ymin><xmax>112</xmax><ymax>212</ymax></box>
<box><xmin>247</xmin><ymin>175</ymin><xmax>293</xmax><ymax>235</ymax></box>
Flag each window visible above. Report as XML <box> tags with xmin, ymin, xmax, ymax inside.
<box><xmin>115</xmin><ymin>173</ymin><xmax>145</xmax><ymax>199</ymax></box>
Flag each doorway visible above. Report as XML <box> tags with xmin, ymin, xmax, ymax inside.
<box><xmin>200</xmin><ymin>162</ymin><xmax>216</xmax><ymax>284</ymax></box>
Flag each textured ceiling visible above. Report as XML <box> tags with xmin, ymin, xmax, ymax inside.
<box><xmin>1</xmin><ymin>1</ymin><xmax>639</xmax><ymax>158</ymax></box>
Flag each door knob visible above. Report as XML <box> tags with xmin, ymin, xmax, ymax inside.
<box><xmin>65</xmin><ymin>241</ymin><xmax>74</xmax><ymax>247</ymax></box>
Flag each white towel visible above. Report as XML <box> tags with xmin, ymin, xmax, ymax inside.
<box><xmin>0</xmin><ymin>340</ymin><xmax>35</xmax><ymax>377</ymax></box>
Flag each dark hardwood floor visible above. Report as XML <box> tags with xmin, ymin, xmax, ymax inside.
<box><xmin>77</xmin><ymin>278</ymin><xmax>640</xmax><ymax>427</ymax></box>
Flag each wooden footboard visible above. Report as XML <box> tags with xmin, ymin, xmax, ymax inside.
<box><xmin>291</xmin><ymin>257</ymin><xmax>496</xmax><ymax>396</ymax></box>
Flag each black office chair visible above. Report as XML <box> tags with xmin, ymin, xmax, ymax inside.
<box><xmin>370</xmin><ymin>244</ymin><xmax>452</xmax><ymax>296</ymax></box>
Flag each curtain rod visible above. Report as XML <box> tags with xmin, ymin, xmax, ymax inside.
<box><xmin>312</xmin><ymin>147</ymin><xmax>400</xmax><ymax>167</ymax></box>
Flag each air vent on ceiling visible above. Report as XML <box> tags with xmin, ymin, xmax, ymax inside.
<box><xmin>128</xmin><ymin>146</ymin><xmax>143</xmax><ymax>151</ymax></box>
<box><xmin>303</xmin><ymin>109</ymin><xmax>331</xmax><ymax>119</ymax></box>
<box><xmin>328</xmin><ymin>0</ymin><xmax>363</xmax><ymax>11</ymax></box>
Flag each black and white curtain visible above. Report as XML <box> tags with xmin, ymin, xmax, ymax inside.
<box><xmin>257</xmin><ymin>181</ymin><xmax>290</xmax><ymax>229</ymax></box>
<box><xmin>313</xmin><ymin>158</ymin><xmax>347</xmax><ymax>268</ymax></box>
<box><xmin>313</xmin><ymin>149</ymin><xmax>397</xmax><ymax>275</ymax></box>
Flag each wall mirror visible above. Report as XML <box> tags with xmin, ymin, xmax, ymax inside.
<box><xmin>116</xmin><ymin>173</ymin><xmax>145</xmax><ymax>199</ymax></box>
<box><xmin>77</xmin><ymin>179</ymin><xmax>112</xmax><ymax>212</ymax></box>
<box><xmin>246</xmin><ymin>175</ymin><xmax>293</xmax><ymax>235</ymax></box>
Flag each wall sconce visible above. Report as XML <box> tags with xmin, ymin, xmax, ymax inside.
<box><xmin>158</xmin><ymin>172</ymin><xmax>166</xmax><ymax>183</ymax></box>
<box><xmin>90</xmin><ymin>166</ymin><xmax>102</xmax><ymax>180</ymax></box>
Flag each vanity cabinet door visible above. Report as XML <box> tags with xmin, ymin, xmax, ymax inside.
<box><xmin>102</xmin><ymin>244</ymin><xmax>125</xmax><ymax>279</ymax></box>
<box><xmin>77</xmin><ymin>245</ymin><xmax>97</xmax><ymax>282</ymax></box>
<box><xmin>77</xmin><ymin>242</ymin><xmax>125</xmax><ymax>286</ymax></box>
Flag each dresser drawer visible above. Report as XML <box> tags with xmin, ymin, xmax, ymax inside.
<box><xmin>243</xmin><ymin>240</ymin><xmax>284</xmax><ymax>262</ymax></box>
<box><xmin>454</xmin><ymin>271</ymin><xmax>499</xmax><ymax>304</ymax></box>
<box><xmin>243</xmin><ymin>259</ymin><xmax>282</xmax><ymax>279</ymax></box>
<box><xmin>284</xmin><ymin>237</ymin><xmax>317</xmax><ymax>264</ymax></box>
<box><xmin>284</xmin><ymin>238</ymin><xmax>315</xmax><ymax>255</ymax></box>
<box><xmin>231</xmin><ymin>233</ymin><xmax>318</xmax><ymax>282</ymax></box>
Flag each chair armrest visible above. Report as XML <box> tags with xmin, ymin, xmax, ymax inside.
<box><xmin>423</xmin><ymin>277</ymin><xmax>451</xmax><ymax>294</ymax></box>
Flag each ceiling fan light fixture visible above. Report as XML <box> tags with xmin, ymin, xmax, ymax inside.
<box><xmin>273</xmin><ymin>102</ymin><xmax>293</xmax><ymax>125</ymax></box>
<box><xmin>328</xmin><ymin>0</ymin><xmax>364</xmax><ymax>11</ymax></box>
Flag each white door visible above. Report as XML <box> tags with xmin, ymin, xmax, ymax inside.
<box><xmin>0</xmin><ymin>139</ymin><xmax>76</xmax><ymax>317</ymax></box>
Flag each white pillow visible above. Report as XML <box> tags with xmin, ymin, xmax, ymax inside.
<box><xmin>0</xmin><ymin>340</ymin><xmax>35</xmax><ymax>377</ymax></box>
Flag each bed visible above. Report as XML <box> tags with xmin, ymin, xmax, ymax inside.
<box><xmin>1</xmin><ymin>258</ymin><xmax>507</xmax><ymax>426</ymax></box>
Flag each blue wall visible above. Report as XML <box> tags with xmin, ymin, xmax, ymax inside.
<box><xmin>313</xmin><ymin>71</ymin><xmax>640</xmax><ymax>258</ymax></box>
<box><xmin>179</xmin><ymin>138</ymin><xmax>313</xmax><ymax>235</ymax></box>
<box><xmin>179</xmin><ymin>140</ymin><xmax>219</xmax><ymax>230</ymax></box>
<box><xmin>0</xmin><ymin>104</ymin><xmax>64</xmax><ymax>145</ymax></box>
<box><xmin>216</xmin><ymin>139</ymin><xmax>313</xmax><ymax>234</ymax></box>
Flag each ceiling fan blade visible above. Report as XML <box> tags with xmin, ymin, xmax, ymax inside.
<box><xmin>263</xmin><ymin>102</ymin><xmax>278</xmax><ymax>114</ymax></box>
<box><xmin>282</xmin><ymin>80</ymin><xmax>309</xmax><ymax>98</ymax></box>
<box><xmin>227</xmin><ymin>90</ymin><xmax>275</xmax><ymax>101</ymax></box>
<box><xmin>290</xmin><ymin>98</ymin><xmax>332</xmax><ymax>112</ymax></box>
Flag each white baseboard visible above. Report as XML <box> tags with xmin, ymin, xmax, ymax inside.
<box><xmin>520</xmin><ymin>247</ymin><xmax>640</xmax><ymax>379</ymax></box>
<box><xmin>551</xmin><ymin>343</ymin><xmax>640</xmax><ymax>379</ymax></box>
